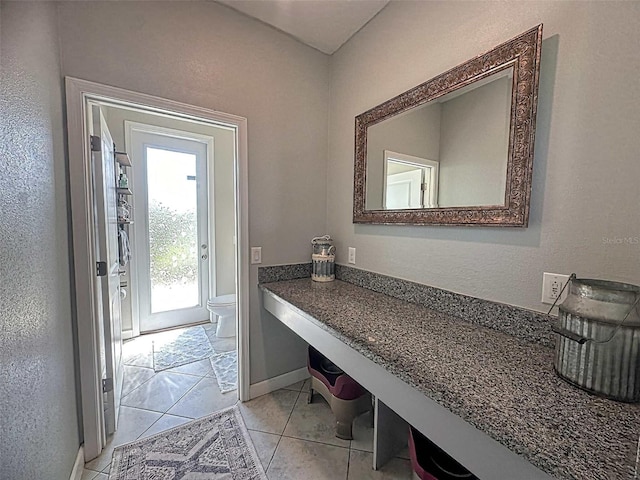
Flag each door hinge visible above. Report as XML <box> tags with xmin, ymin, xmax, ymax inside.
<box><xmin>102</xmin><ymin>377</ymin><xmax>114</xmax><ymax>393</ymax></box>
<box><xmin>421</xmin><ymin>183</ymin><xmax>428</xmax><ymax>191</ymax></box>
<box><xmin>96</xmin><ymin>261</ymin><xmax>107</xmax><ymax>277</ymax></box>
<box><xmin>90</xmin><ymin>135</ymin><xmax>101</xmax><ymax>152</ymax></box>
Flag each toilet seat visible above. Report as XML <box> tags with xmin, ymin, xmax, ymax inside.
<box><xmin>207</xmin><ymin>293</ymin><xmax>236</xmax><ymax>307</ymax></box>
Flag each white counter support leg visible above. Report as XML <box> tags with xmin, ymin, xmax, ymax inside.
<box><xmin>373</xmin><ymin>397</ymin><xmax>409</xmax><ymax>470</ymax></box>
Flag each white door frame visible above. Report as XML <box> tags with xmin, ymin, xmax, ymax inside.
<box><xmin>65</xmin><ymin>77</ymin><xmax>250</xmax><ymax>461</ymax></box>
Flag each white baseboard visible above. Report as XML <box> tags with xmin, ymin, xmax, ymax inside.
<box><xmin>248</xmin><ymin>366</ymin><xmax>309</xmax><ymax>399</ymax></box>
<box><xmin>69</xmin><ymin>445</ymin><xmax>84</xmax><ymax>480</ymax></box>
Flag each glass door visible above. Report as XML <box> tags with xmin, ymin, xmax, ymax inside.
<box><xmin>131</xmin><ymin>129</ymin><xmax>210</xmax><ymax>332</ymax></box>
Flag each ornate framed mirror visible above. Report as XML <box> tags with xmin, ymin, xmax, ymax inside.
<box><xmin>353</xmin><ymin>25</ymin><xmax>543</xmax><ymax>226</ymax></box>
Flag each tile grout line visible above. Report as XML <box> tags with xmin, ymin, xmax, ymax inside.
<box><xmin>84</xmin><ymin>468</ymin><xmax>102</xmax><ymax>480</ymax></box>
<box><xmin>279</xmin><ymin>433</ymin><xmax>350</xmax><ymax>450</ymax></box>
<box><xmin>265</xmin><ymin>390</ymin><xmax>301</xmax><ymax>473</ymax></box>
<box><xmin>165</xmin><ymin>373</ymin><xmax>240</xmax><ymax>418</ymax></box>
<box><xmin>121</xmin><ymin>367</ymin><xmax>157</xmax><ymax>399</ymax></box>
<box><xmin>121</xmin><ymin>339</ymin><xmax>156</xmax><ymax>397</ymax></box>
<box><xmin>122</xmin><ymin>365</ymin><xmax>209</xmax><ymax>400</ymax></box>
<box><xmin>134</xmin><ymin>375</ymin><xmax>210</xmax><ymax>438</ymax></box>
<box><xmin>122</xmin><ymin>371</ymin><xmax>202</xmax><ymax>416</ymax></box>
<box><xmin>345</xmin><ymin>446</ymin><xmax>351</xmax><ymax>480</ymax></box>
<box><xmin>134</xmin><ymin>407</ymin><xmax>196</xmax><ymax>440</ymax></box>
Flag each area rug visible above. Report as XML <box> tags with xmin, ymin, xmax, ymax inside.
<box><xmin>210</xmin><ymin>351</ymin><xmax>238</xmax><ymax>394</ymax></box>
<box><xmin>109</xmin><ymin>405</ymin><xmax>266</xmax><ymax>480</ymax></box>
<box><xmin>152</xmin><ymin>326</ymin><xmax>214</xmax><ymax>372</ymax></box>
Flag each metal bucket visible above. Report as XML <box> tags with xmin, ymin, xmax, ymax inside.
<box><xmin>553</xmin><ymin>278</ymin><xmax>640</xmax><ymax>402</ymax></box>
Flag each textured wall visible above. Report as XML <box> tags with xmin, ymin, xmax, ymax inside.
<box><xmin>0</xmin><ymin>2</ymin><xmax>80</xmax><ymax>478</ymax></box>
<box><xmin>57</xmin><ymin>1</ymin><xmax>330</xmax><ymax>383</ymax></box>
<box><xmin>328</xmin><ymin>1</ymin><xmax>640</xmax><ymax>312</ymax></box>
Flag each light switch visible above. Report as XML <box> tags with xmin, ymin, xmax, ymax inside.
<box><xmin>251</xmin><ymin>247</ymin><xmax>262</xmax><ymax>264</ymax></box>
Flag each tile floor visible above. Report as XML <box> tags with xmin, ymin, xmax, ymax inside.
<box><xmin>81</xmin><ymin>323</ymin><xmax>413</xmax><ymax>480</ymax></box>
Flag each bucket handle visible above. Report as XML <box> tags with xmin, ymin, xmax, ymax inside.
<box><xmin>548</xmin><ymin>274</ymin><xmax>583</xmax><ymax>343</ymax></box>
<box><xmin>312</xmin><ymin>235</ymin><xmax>332</xmax><ymax>245</ymax></box>
<box><xmin>551</xmin><ymin>324</ymin><xmax>587</xmax><ymax>344</ymax></box>
<box><xmin>550</xmin><ymin>274</ymin><xmax>640</xmax><ymax>345</ymax></box>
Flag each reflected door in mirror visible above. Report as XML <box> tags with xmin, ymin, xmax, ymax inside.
<box><xmin>382</xmin><ymin>152</ymin><xmax>439</xmax><ymax>209</ymax></box>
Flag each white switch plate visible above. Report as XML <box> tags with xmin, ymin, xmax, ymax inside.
<box><xmin>251</xmin><ymin>246</ymin><xmax>262</xmax><ymax>264</ymax></box>
<box><xmin>348</xmin><ymin>247</ymin><xmax>356</xmax><ymax>264</ymax></box>
<box><xmin>541</xmin><ymin>272</ymin><xmax>570</xmax><ymax>305</ymax></box>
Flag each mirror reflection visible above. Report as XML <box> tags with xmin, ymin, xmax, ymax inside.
<box><xmin>366</xmin><ymin>68</ymin><xmax>513</xmax><ymax>210</ymax></box>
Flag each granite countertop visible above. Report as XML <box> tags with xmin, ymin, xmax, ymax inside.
<box><xmin>261</xmin><ymin>278</ymin><xmax>640</xmax><ymax>480</ymax></box>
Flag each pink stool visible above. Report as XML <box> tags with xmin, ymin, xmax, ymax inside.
<box><xmin>307</xmin><ymin>346</ymin><xmax>371</xmax><ymax>439</ymax></box>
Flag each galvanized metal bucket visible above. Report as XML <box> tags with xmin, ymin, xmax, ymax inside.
<box><xmin>311</xmin><ymin>235</ymin><xmax>335</xmax><ymax>282</ymax></box>
<box><xmin>553</xmin><ymin>278</ymin><xmax>640</xmax><ymax>402</ymax></box>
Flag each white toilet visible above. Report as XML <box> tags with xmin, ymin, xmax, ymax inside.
<box><xmin>207</xmin><ymin>294</ymin><xmax>236</xmax><ymax>338</ymax></box>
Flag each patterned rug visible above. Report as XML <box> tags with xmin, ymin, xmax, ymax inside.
<box><xmin>109</xmin><ymin>405</ymin><xmax>266</xmax><ymax>480</ymax></box>
<box><xmin>210</xmin><ymin>351</ymin><xmax>238</xmax><ymax>394</ymax></box>
<box><xmin>152</xmin><ymin>326</ymin><xmax>214</xmax><ymax>372</ymax></box>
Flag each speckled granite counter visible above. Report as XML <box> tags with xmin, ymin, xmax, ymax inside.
<box><xmin>261</xmin><ymin>278</ymin><xmax>640</xmax><ymax>480</ymax></box>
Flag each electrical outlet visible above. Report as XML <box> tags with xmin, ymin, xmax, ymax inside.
<box><xmin>542</xmin><ymin>272</ymin><xmax>570</xmax><ymax>305</ymax></box>
<box><xmin>251</xmin><ymin>246</ymin><xmax>262</xmax><ymax>264</ymax></box>
<box><xmin>348</xmin><ymin>247</ymin><xmax>356</xmax><ymax>264</ymax></box>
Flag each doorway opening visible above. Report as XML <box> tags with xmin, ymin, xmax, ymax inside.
<box><xmin>66</xmin><ymin>78</ymin><xmax>249</xmax><ymax>463</ymax></box>
<box><xmin>126</xmin><ymin>123</ymin><xmax>216</xmax><ymax>333</ymax></box>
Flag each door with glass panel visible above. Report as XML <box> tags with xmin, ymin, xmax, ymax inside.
<box><xmin>130</xmin><ymin>127</ymin><xmax>210</xmax><ymax>332</ymax></box>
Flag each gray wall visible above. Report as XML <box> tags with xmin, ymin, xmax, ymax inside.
<box><xmin>328</xmin><ymin>1</ymin><xmax>640</xmax><ymax>312</ymax></box>
<box><xmin>103</xmin><ymin>107</ymin><xmax>236</xmax><ymax>333</ymax></box>
<box><xmin>438</xmin><ymin>76</ymin><xmax>511</xmax><ymax>207</ymax></box>
<box><xmin>56</xmin><ymin>1</ymin><xmax>330</xmax><ymax>383</ymax></box>
<box><xmin>366</xmin><ymin>103</ymin><xmax>441</xmax><ymax>209</ymax></box>
<box><xmin>0</xmin><ymin>2</ymin><xmax>80</xmax><ymax>478</ymax></box>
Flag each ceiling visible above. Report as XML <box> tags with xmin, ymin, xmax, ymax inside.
<box><xmin>216</xmin><ymin>0</ymin><xmax>390</xmax><ymax>55</ymax></box>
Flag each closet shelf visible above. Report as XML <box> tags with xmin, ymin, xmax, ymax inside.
<box><xmin>115</xmin><ymin>152</ymin><xmax>132</xmax><ymax>166</ymax></box>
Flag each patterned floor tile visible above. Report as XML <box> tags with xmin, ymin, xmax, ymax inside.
<box><xmin>267</xmin><ymin>436</ymin><xmax>349</xmax><ymax>480</ymax></box>
<box><xmin>167</xmin><ymin>376</ymin><xmax>237</xmax><ymax>418</ymax></box>
<box><xmin>120</xmin><ymin>371</ymin><xmax>200</xmax><ymax>413</ymax></box>
<box><xmin>238</xmin><ymin>389</ymin><xmax>299</xmax><ymax>435</ymax></box>
<box><xmin>121</xmin><ymin>365</ymin><xmax>155</xmax><ymax>396</ymax></box>
<box><xmin>248</xmin><ymin>429</ymin><xmax>281</xmax><ymax>469</ymax></box>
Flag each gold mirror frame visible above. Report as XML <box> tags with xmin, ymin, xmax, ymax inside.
<box><xmin>353</xmin><ymin>25</ymin><xmax>543</xmax><ymax>227</ymax></box>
